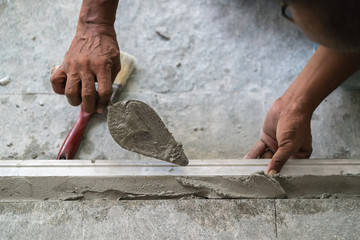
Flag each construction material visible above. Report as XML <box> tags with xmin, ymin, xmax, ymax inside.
<box><xmin>1</xmin><ymin>159</ymin><xmax>360</xmax><ymax>200</ymax></box>
<box><xmin>108</xmin><ymin>101</ymin><xmax>189</xmax><ymax>166</ymax></box>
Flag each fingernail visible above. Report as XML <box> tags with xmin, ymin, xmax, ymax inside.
<box><xmin>268</xmin><ymin>170</ymin><xmax>278</xmax><ymax>176</ymax></box>
<box><xmin>51</xmin><ymin>65</ymin><xmax>60</xmax><ymax>75</ymax></box>
<box><xmin>97</xmin><ymin>107</ymin><xmax>107</xmax><ymax>114</ymax></box>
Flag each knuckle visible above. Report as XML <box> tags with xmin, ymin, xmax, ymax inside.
<box><xmin>81</xmin><ymin>73</ymin><xmax>94</xmax><ymax>81</ymax></box>
<box><xmin>65</xmin><ymin>84</ymin><xmax>78</xmax><ymax>97</ymax></box>
<box><xmin>50</xmin><ymin>72</ymin><xmax>65</xmax><ymax>84</ymax></box>
<box><xmin>113</xmin><ymin>50</ymin><xmax>120</xmax><ymax>59</ymax></box>
<box><xmin>82</xmin><ymin>89</ymin><xmax>95</xmax><ymax>99</ymax></box>
<box><xmin>78</xmin><ymin>56</ymin><xmax>90</xmax><ymax>66</ymax></box>
<box><xmin>95</xmin><ymin>57</ymin><xmax>112</xmax><ymax>68</ymax></box>
<box><xmin>66</xmin><ymin>59</ymin><xmax>77</xmax><ymax>67</ymax></box>
<box><xmin>65</xmin><ymin>89</ymin><xmax>78</xmax><ymax>99</ymax></box>
<box><xmin>98</xmin><ymin>87</ymin><xmax>112</xmax><ymax>98</ymax></box>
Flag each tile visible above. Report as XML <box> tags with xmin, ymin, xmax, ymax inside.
<box><xmin>276</xmin><ymin>199</ymin><xmax>360</xmax><ymax>240</ymax></box>
<box><xmin>0</xmin><ymin>201</ymin><xmax>83</xmax><ymax>240</ymax></box>
<box><xmin>83</xmin><ymin>199</ymin><xmax>276</xmax><ymax>240</ymax></box>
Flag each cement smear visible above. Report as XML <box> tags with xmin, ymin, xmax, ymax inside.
<box><xmin>108</xmin><ymin>100</ymin><xmax>189</xmax><ymax>166</ymax></box>
<box><xmin>0</xmin><ymin>172</ymin><xmax>285</xmax><ymax>201</ymax></box>
<box><xmin>176</xmin><ymin>172</ymin><xmax>286</xmax><ymax>199</ymax></box>
<box><xmin>2</xmin><ymin>172</ymin><xmax>360</xmax><ymax>201</ymax></box>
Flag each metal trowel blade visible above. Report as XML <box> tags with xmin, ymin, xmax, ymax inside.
<box><xmin>107</xmin><ymin>100</ymin><xmax>189</xmax><ymax>166</ymax></box>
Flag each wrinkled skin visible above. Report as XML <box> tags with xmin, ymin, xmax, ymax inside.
<box><xmin>244</xmin><ymin>98</ymin><xmax>313</xmax><ymax>174</ymax></box>
<box><xmin>245</xmin><ymin>45</ymin><xmax>360</xmax><ymax>175</ymax></box>
<box><xmin>50</xmin><ymin>25</ymin><xmax>121</xmax><ymax>114</ymax></box>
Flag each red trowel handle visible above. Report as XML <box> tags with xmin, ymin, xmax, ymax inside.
<box><xmin>56</xmin><ymin>105</ymin><xmax>93</xmax><ymax>159</ymax></box>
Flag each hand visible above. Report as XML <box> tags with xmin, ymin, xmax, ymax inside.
<box><xmin>244</xmin><ymin>97</ymin><xmax>313</xmax><ymax>174</ymax></box>
<box><xmin>50</xmin><ymin>25</ymin><xmax>121</xmax><ymax>114</ymax></box>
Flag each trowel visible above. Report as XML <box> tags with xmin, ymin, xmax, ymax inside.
<box><xmin>55</xmin><ymin>52</ymin><xmax>189</xmax><ymax>166</ymax></box>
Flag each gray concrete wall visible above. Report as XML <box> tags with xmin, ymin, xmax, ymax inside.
<box><xmin>1</xmin><ymin>0</ymin><xmax>360</xmax><ymax>160</ymax></box>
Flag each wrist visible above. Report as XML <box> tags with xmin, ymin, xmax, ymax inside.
<box><xmin>280</xmin><ymin>46</ymin><xmax>360</xmax><ymax>115</ymax></box>
<box><xmin>77</xmin><ymin>0</ymin><xmax>119</xmax><ymax>33</ymax></box>
<box><xmin>76</xmin><ymin>22</ymin><xmax>116</xmax><ymax>37</ymax></box>
<box><xmin>278</xmin><ymin>92</ymin><xmax>314</xmax><ymax>118</ymax></box>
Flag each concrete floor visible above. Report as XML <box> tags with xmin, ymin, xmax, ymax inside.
<box><xmin>1</xmin><ymin>0</ymin><xmax>360</xmax><ymax>160</ymax></box>
<box><xmin>1</xmin><ymin>1</ymin><xmax>360</xmax><ymax>239</ymax></box>
<box><xmin>1</xmin><ymin>199</ymin><xmax>360</xmax><ymax>240</ymax></box>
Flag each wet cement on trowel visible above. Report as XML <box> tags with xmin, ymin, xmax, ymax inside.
<box><xmin>108</xmin><ymin>100</ymin><xmax>188</xmax><ymax>166</ymax></box>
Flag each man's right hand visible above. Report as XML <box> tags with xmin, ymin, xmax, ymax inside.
<box><xmin>50</xmin><ymin>25</ymin><xmax>120</xmax><ymax>114</ymax></box>
<box><xmin>50</xmin><ymin>0</ymin><xmax>120</xmax><ymax>114</ymax></box>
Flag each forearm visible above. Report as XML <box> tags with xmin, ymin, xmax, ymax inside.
<box><xmin>281</xmin><ymin>45</ymin><xmax>360</xmax><ymax>114</ymax></box>
<box><xmin>52</xmin><ymin>0</ymin><xmax>121</xmax><ymax>113</ymax></box>
<box><xmin>77</xmin><ymin>0</ymin><xmax>119</xmax><ymax>32</ymax></box>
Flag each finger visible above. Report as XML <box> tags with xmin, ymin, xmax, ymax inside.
<box><xmin>50</xmin><ymin>67</ymin><xmax>67</xmax><ymax>94</ymax></box>
<box><xmin>266</xmin><ymin>145</ymin><xmax>295</xmax><ymax>174</ymax></box>
<box><xmin>81</xmin><ymin>73</ymin><xmax>97</xmax><ymax>113</ymax></box>
<box><xmin>260</xmin><ymin>133</ymin><xmax>278</xmax><ymax>154</ymax></box>
<box><xmin>65</xmin><ymin>74</ymin><xmax>82</xmax><ymax>106</ymax></box>
<box><xmin>291</xmin><ymin>151</ymin><xmax>311</xmax><ymax>159</ymax></box>
<box><xmin>96</xmin><ymin>65</ymin><xmax>113</xmax><ymax>114</ymax></box>
<box><xmin>244</xmin><ymin>140</ymin><xmax>267</xmax><ymax>159</ymax></box>
<box><xmin>292</xmin><ymin>142</ymin><xmax>313</xmax><ymax>159</ymax></box>
<box><xmin>51</xmin><ymin>65</ymin><xmax>60</xmax><ymax>75</ymax></box>
<box><xmin>260</xmin><ymin>150</ymin><xmax>273</xmax><ymax>159</ymax></box>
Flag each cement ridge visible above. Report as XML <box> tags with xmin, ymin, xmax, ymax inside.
<box><xmin>0</xmin><ymin>159</ymin><xmax>360</xmax><ymax>200</ymax></box>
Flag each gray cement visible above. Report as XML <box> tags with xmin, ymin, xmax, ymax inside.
<box><xmin>1</xmin><ymin>0</ymin><xmax>360</xmax><ymax>160</ymax></box>
<box><xmin>108</xmin><ymin>100</ymin><xmax>188</xmax><ymax>166</ymax></box>
<box><xmin>1</xmin><ymin>159</ymin><xmax>360</xmax><ymax>200</ymax></box>
<box><xmin>1</xmin><ymin>199</ymin><xmax>360</xmax><ymax>240</ymax></box>
<box><xmin>1</xmin><ymin>173</ymin><xmax>360</xmax><ymax>201</ymax></box>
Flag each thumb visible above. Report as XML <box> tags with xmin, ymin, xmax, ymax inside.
<box><xmin>266</xmin><ymin>145</ymin><xmax>295</xmax><ymax>174</ymax></box>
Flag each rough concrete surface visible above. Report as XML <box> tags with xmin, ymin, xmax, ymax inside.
<box><xmin>276</xmin><ymin>199</ymin><xmax>360</xmax><ymax>240</ymax></box>
<box><xmin>0</xmin><ymin>201</ymin><xmax>83</xmax><ymax>240</ymax></box>
<box><xmin>81</xmin><ymin>200</ymin><xmax>275</xmax><ymax>240</ymax></box>
<box><xmin>1</xmin><ymin>0</ymin><xmax>360</xmax><ymax>160</ymax></box>
<box><xmin>1</xmin><ymin>199</ymin><xmax>360</xmax><ymax>240</ymax></box>
<box><xmin>0</xmin><ymin>200</ymin><xmax>276</xmax><ymax>240</ymax></box>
